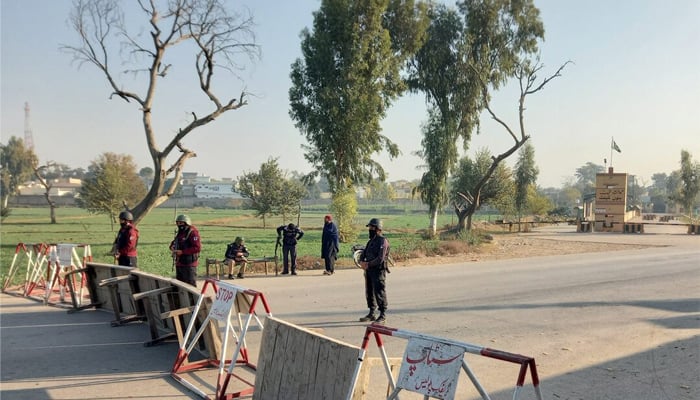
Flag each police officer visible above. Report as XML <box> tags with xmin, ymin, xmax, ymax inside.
<box><xmin>170</xmin><ymin>214</ymin><xmax>202</xmax><ymax>286</ymax></box>
<box><xmin>358</xmin><ymin>218</ymin><xmax>390</xmax><ymax>324</ymax></box>
<box><xmin>113</xmin><ymin>210</ymin><xmax>139</xmax><ymax>267</ymax></box>
<box><xmin>276</xmin><ymin>223</ymin><xmax>304</xmax><ymax>275</ymax></box>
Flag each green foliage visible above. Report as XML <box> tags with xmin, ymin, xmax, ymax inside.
<box><xmin>514</xmin><ymin>142</ymin><xmax>539</xmax><ymax>214</ymax></box>
<box><xmin>575</xmin><ymin>162</ymin><xmax>604</xmax><ymax>195</ymax></box>
<box><xmin>451</xmin><ymin>148</ymin><xmax>513</xmax><ymax>209</ymax></box>
<box><xmin>0</xmin><ymin>136</ymin><xmax>38</xmax><ymax>208</ymax></box>
<box><xmin>77</xmin><ymin>152</ymin><xmax>147</xmax><ymax>222</ymax></box>
<box><xmin>237</xmin><ymin>158</ymin><xmax>308</xmax><ymax>227</ymax></box>
<box><xmin>330</xmin><ymin>188</ymin><xmax>359</xmax><ymax>242</ymax></box>
<box><xmin>289</xmin><ymin>0</ymin><xmax>427</xmax><ymax>192</ymax></box>
<box><xmin>670</xmin><ymin>150</ymin><xmax>700</xmax><ymax>221</ymax></box>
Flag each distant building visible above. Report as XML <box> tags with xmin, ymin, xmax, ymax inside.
<box><xmin>194</xmin><ymin>183</ymin><xmax>243</xmax><ymax>199</ymax></box>
<box><xmin>18</xmin><ymin>178</ymin><xmax>82</xmax><ymax>197</ymax></box>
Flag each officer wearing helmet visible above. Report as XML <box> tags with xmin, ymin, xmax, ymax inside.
<box><xmin>224</xmin><ymin>236</ymin><xmax>250</xmax><ymax>279</ymax></box>
<box><xmin>358</xmin><ymin>217</ymin><xmax>390</xmax><ymax>324</ymax></box>
<box><xmin>276</xmin><ymin>222</ymin><xmax>304</xmax><ymax>275</ymax></box>
<box><xmin>112</xmin><ymin>210</ymin><xmax>139</xmax><ymax>267</ymax></box>
<box><xmin>170</xmin><ymin>214</ymin><xmax>202</xmax><ymax>286</ymax></box>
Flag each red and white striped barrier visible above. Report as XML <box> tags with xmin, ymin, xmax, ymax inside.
<box><xmin>348</xmin><ymin>324</ymin><xmax>542</xmax><ymax>400</ymax></box>
<box><xmin>171</xmin><ymin>278</ymin><xmax>273</xmax><ymax>400</ymax></box>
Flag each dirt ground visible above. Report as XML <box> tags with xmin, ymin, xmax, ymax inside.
<box><xmin>398</xmin><ymin>234</ymin><xmax>650</xmax><ymax>266</ymax></box>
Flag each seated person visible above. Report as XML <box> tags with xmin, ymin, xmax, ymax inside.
<box><xmin>224</xmin><ymin>237</ymin><xmax>250</xmax><ymax>279</ymax></box>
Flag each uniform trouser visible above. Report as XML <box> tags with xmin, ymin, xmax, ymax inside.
<box><xmin>117</xmin><ymin>255</ymin><xmax>137</xmax><ymax>268</ymax></box>
<box><xmin>364</xmin><ymin>267</ymin><xmax>387</xmax><ymax>313</ymax></box>
<box><xmin>282</xmin><ymin>245</ymin><xmax>297</xmax><ymax>272</ymax></box>
<box><xmin>176</xmin><ymin>266</ymin><xmax>197</xmax><ymax>286</ymax></box>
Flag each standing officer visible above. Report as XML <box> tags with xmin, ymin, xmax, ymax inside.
<box><xmin>358</xmin><ymin>218</ymin><xmax>390</xmax><ymax>324</ymax></box>
<box><xmin>113</xmin><ymin>210</ymin><xmax>139</xmax><ymax>267</ymax></box>
<box><xmin>276</xmin><ymin>223</ymin><xmax>304</xmax><ymax>275</ymax></box>
<box><xmin>170</xmin><ymin>214</ymin><xmax>201</xmax><ymax>286</ymax></box>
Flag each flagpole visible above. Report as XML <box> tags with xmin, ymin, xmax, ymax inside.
<box><xmin>610</xmin><ymin>137</ymin><xmax>614</xmax><ymax>169</ymax></box>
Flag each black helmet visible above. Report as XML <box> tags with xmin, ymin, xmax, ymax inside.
<box><xmin>366</xmin><ymin>218</ymin><xmax>383</xmax><ymax>230</ymax></box>
<box><xmin>287</xmin><ymin>223</ymin><xmax>295</xmax><ymax>229</ymax></box>
<box><xmin>119</xmin><ymin>211</ymin><xmax>133</xmax><ymax>221</ymax></box>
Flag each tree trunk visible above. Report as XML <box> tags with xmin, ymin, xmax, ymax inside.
<box><xmin>428</xmin><ymin>208</ymin><xmax>438</xmax><ymax>238</ymax></box>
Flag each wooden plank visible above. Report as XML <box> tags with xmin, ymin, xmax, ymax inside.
<box><xmin>254</xmin><ymin>317</ymin><xmax>287</xmax><ymax>399</ymax></box>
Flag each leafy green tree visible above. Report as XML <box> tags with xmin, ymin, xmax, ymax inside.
<box><xmin>514</xmin><ymin>142</ymin><xmax>539</xmax><ymax>230</ymax></box>
<box><xmin>78</xmin><ymin>153</ymin><xmax>147</xmax><ymax>227</ymax></box>
<box><xmin>237</xmin><ymin>158</ymin><xmax>307</xmax><ymax>227</ymax></box>
<box><xmin>407</xmin><ymin>5</ymin><xmax>466</xmax><ymax>236</ymax></box>
<box><xmin>574</xmin><ymin>162</ymin><xmax>604</xmax><ymax>195</ymax></box>
<box><xmin>63</xmin><ymin>0</ymin><xmax>259</xmax><ymax>224</ymax></box>
<box><xmin>451</xmin><ymin>149</ymin><xmax>512</xmax><ymax>228</ymax></box>
<box><xmin>527</xmin><ymin>186</ymin><xmax>553</xmax><ymax>217</ymax></box>
<box><xmin>0</xmin><ymin>136</ymin><xmax>38</xmax><ymax>215</ymax></box>
<box><xmin>409</xmin><ymin>0</ymin><xmax>566</xmax><ymax>231</ymax></box>
<box><xmin>649</xmin><ymin>173</ymin><xmax>669</xmax><ymax>212</ymax></box>
<box><xmin>365</xmin><ymin>180</ymin><xmax>396</xmax><ymax>202</ymax></box>
<box><xmin>289</xmin><ymin>0</ymin><xmax>428</xmax><ymax>238</ymax></box>
<box><xmin>669</xmin><ymin>150</ymin><xmax>700</xmax><ymax>221</ymax></box>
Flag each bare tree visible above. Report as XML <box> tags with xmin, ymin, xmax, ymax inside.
<box><xmin>33</xmin><ymin>161</ymin><xmax>58</xmax><ymax>224</ymax></box>
<box><xmin>62</xmin><ymin>0</ymin><xmax>260</xmax><ymax>223</ymax></box>
<box><xmin>454</xmin><ymin>60</ymin><xmax>570</xmax><ymax>230</ymax></box>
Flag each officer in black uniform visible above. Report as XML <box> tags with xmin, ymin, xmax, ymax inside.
<box><xmin>358</xmin><ymin>218</ymin><xmax>390</xmax><ymax>324</ymax></box>
<box><xmin>276</xmin><ymin>223</ymin><xmax>304</xmax><ymax>275</ymax></box>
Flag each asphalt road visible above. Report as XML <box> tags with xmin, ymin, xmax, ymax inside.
<box><xmin>1</xmin><ymin>225</ymin><xmax>698</xmax><ymax>399</ymax></box>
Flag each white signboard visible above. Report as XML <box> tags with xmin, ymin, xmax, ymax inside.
<box><xmin>57</xmin><ymin>244</ymin><xmax>74</xmax><ymax>266</ymax></box>
<box><xmin>209</xmin><ymin>281</ymin><xmax>239</xmax><ymax>321</ymax></box>
<box><xmin>396</xmin><ymin>338</ymin><xmax>465</xmax><ymax>400</ymax></box>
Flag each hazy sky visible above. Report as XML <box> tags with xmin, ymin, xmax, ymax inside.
<box><xmin>2</xmin><ymin>0</ymin><xmax>698</xmax><ymax>188</ymax></box>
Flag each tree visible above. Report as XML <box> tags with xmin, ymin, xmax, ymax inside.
<box><xmin>62</xmin><ymin>0</ymin><xmax>259</xmax><ymax>224</ymax></box>
<box><xmin>237</xmin><ymin>158</ymin><xmax>307</xmax><ymax>227</ymax></box>
<box><xmin>408</xmin><ymin>5</ymin><xmax>465</xmax><ymax>237</ymax></box>
<box><xmin>289</xmin><ymin>0</ymin><xmax>428</xmax><ymax>239</ymax></box>
<box><xmin>33</xmin><ymin>161</ymin><xmax>59</xmax><ymax>224</ymax></box>
<box><xmin>514</xmin><ymin>142</ymin><xmax>539</xmax><ymax>230</ymax></box>
<box><xmin>669</xmin><ymin>150</ymin><xmax>700</xmax><ymax>221</ymax></box>
<box><xmin>575</xmin><ymin>162</ymin><xmax>604</xmax><ymax>195</ymax></box>
<box><xmin>451</xmin><ymin>148</ymin><xmax>512</xmax><ymax>228</ymax></box>
<box><xmin>78</xmin><ymin>152</ymin><xmax>147</xmax><ymax>227</ymax></box>
<box><xmin>409</xmin><ymin>0</ymin><xmax>567</xmax><ymax>231</ymax></box>
<box><xmin>0</xmin><ymin>136</ymin><xmax>38</xmax><ymax>215</ymax></box>
<box><xmin>139</xmin><ymin>167</ymin><xmax>154</xmax><ymax>180</ymax></box>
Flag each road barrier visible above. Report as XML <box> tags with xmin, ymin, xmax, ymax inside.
<box><xmin>171</xmin><ymin>278</ymin><xmax>272</xmax><ymax>400</ymax></box>
<box><xmin>2</xmin><ymin>243</ymin><xmax>92</xmax><ymax>308</ymax></box>
<box><xmin>348</xmin><ymin>324</ymin><xmax>542</xmax><ymax>400</ymax></box>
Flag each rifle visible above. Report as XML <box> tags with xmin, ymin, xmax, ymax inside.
<box><xmin>274</xmin><ymin>236</ymin><xmax>281</xmax><ymax>276</ymax></box>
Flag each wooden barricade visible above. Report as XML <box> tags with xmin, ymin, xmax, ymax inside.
<box><xmin>254</xmin><ymin>317</ymin><xmax>360</xmax><ymax>400</ymax></box>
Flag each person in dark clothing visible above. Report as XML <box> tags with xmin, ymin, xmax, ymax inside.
<box><xmin>113</xmin><ymin>210</ymin><xmax>139</xmax><ymax>267</ymax></box>
<box><xmin>358</xmin><ymin>218</ymin><xmax>390</xmax><ymax>324</ymax></box>
<box><xmin>276</xmin><ymin>223</ymin><xmax>304</xmax><ymax>275</ymax></box>
<box><xmin>170</xmin><ymin>214</ymin><xmax>202</xmax><ymax>286</ymax></box>
<box><xmin>321</xmin><ymin>214</ymin><xmax>339</xmax><ymax>275</ymax></box>
<box><xmin>224</xmin><ymin>236</ymin><xmax>250</xmax><ymax>279</ymax></box>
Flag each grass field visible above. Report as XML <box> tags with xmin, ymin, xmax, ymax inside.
<box><xmin>0</xmin><ymin>206</ymin><xmax>495</xmax><ymax>283</ymax></box>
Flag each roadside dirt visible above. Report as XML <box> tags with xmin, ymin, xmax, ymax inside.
<box><xmin>398</xmin><ymin>235</ymin><xmax>651</xmax><ymax>266</ymax></box>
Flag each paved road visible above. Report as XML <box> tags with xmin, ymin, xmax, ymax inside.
<box><xmin>2</xmin><ymin>226</ymin><xmax>698</xmax><ymax>399</ymax></box>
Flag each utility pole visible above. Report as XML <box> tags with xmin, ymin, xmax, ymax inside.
<box><xmin>24</xmin><ymin>102</ymin><xmax>34</xmax><ymax>150</ymax></box>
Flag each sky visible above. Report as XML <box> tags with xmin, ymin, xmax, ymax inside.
<box><xmin>1</xmin><ymin>0</ymin><xmax>699</xmax><ymax>189</ymax></box>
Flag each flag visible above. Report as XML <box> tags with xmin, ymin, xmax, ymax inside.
<box><xmin>612</xmin><ymin>139</ymin><xmax>621</xmax><ymax>153</ymax></box>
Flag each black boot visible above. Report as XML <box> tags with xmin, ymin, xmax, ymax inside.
<box><xmin>374</xmin><ymin>313</ymin><xmax>386</xmax><ymax>324</ymax></box>
<box><xmin>359</xmin><ymin>310</ymin><xmax>377</xmax><ymax>322</ymax></box>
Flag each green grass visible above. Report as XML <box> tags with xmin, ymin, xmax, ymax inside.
<box><xmin>0</xmin><ymin>206</ymin><xmax>498</xmax><ymax>283</ymax></box>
